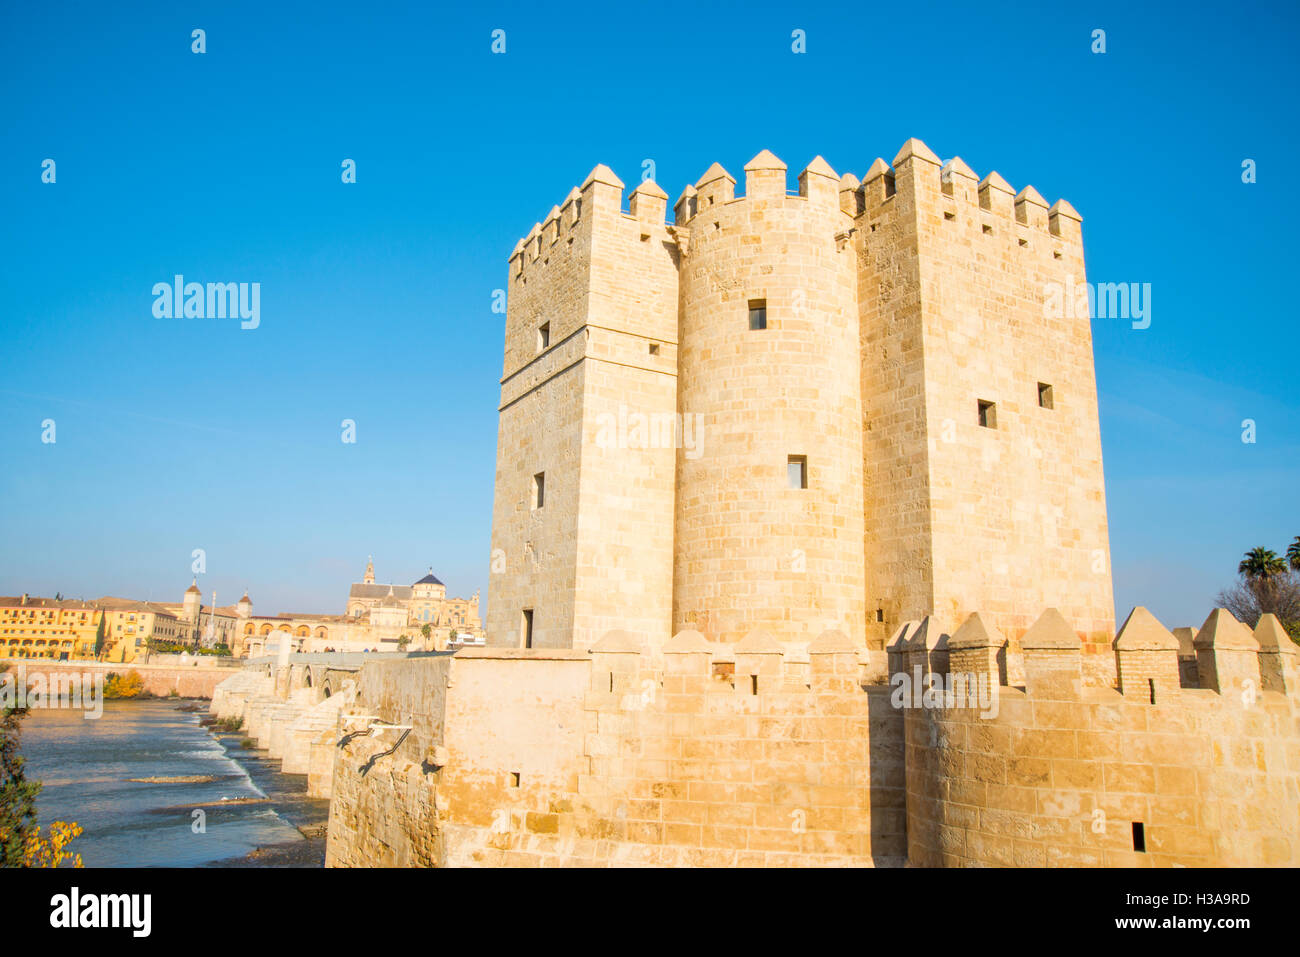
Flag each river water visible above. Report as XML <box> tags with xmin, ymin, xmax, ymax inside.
<box><xmin>19</xmin><ymin>698</ymin><xmax>316</xmax><ymax>867</ymax></box>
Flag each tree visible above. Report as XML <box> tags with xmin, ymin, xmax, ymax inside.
<box><xmin>1288</xmin><ymin>536</ymin><xmax>1300</xmax><ymax>572</ymax></box>
<box><xmin>22</xmin><ymin>821</ymin><xmax>83</xmax><ymax>867</ymax></box>
<box><xmin>1217</xmin><ymin>572</ymin><xmax>1300</xmax><ymax>644</ymax></box>
<box><xmin>0</xmin><ymin>680</ymin><xmax>41</xmax><ymax>866</ymax></box>
<box><xmin>93</xmin><ymin>615</ymin><xmax>106</xmax><ymax>659</ymax></box>
<box><xmin>103</xmin><ymin>672</ymin><xmax>144</xmax><ymax>699</ymax></box>
<box><xmin>1239</xmin><ymin>547</ymin><xmax>1286</xmax><ymax>579</ymax></box>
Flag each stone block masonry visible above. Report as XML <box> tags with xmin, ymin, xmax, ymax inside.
<box><xmin>321</xmin><ymin>606</ymin><xmax>1299</xmax><ymax>867</ymax></box>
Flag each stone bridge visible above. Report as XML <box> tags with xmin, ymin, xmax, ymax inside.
<box><xmin>209</xmin><ymin>651</ymin><xmax>434</xmax><ymax>798</ymax></box>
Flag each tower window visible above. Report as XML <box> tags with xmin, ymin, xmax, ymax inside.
<box><xmin>537</xmin><ymin>322</ymin><xmax>550</xmax><ymax>351</ymax></box>
<box><xmin>532</xmin><ymin>472</ymin><xmax>545</xmax><ymax>509</ymax></box>
<box><xmin>1132</xmin><ymin>822</ymin><xmax>1146</xmax><ymax>853</ymax></box>
<box><xmin>648</xmin><ymin>342</ymin><xmax>660</xmax><ymax>355</ymax></box>
<box><xmin>1037</xmin><ymin>382</ymin><xmax>1054</xmax><ymax>409</ymax></box>
<box><xmin>977</xmin><ymin>400</ymin><xmax>997</xmax><ymax>429</ymax></box>
<box><xmin>787</xmin><ymin>455</ymin><xmax>807</xmax><ymax>489</ymax></box>
<box><xmin>521</xmin><ymin>609</ymin><xmax>534</xmax><ymax>649</ymax></box>
<box><xmin>748</xmin><ymin>299</ymin><xmax>767</xmax><ymax>330</ymax></box>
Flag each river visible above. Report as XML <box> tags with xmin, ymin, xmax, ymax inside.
<box><xmin>18</xmin><ymin>698</ymin><xmax>326</xmax><ymax>867</ymax></box>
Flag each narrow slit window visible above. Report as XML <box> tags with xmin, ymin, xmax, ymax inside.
<box><xmin>787</xmin><ymin>455</ymin><xmax>807</xmax><ymax>489</ymax></box>
<box><xmin>1132</xmin><ymin>822</ymin><xmax>1146</xmax><ymax>852</ymax></box>
<box><xmin>748</xmin><ymin>299</ymin><xmax>767</xmax><ymax>330</ymax></box>
<box><xmin>537</xmin><ymin>322</ymin><xmax>550</xmax><ymax>351</ymax></box>
<box><xmin>1038</xmin><ymin>382</ymin><xmax>1054</xmax><ymax>409</ymax></box>
<box><xmin>750</xmin><ymin>675</ymin><xmax>759</xmax><ymax>695</ymax></box>
<box><xmin>510</xmin><ymin>771</ymin><xmax>521</xmax><ymax>787</ymax></box>
<box><xmin>876</xmin><ymin>608</ymin><xmax>885</xmax><ymax>623</ymax></box>
<box><xmin>978</xmin><ymin>400</ymin><xmax>997</xmax><ymax>429</ymax></box>
<box><xmin>1148</xmin><ymin>678</ymin><xmax>1157</xmax><ymax>705</ymax></box>
<box><xmin>532</xmin><ymin>472</ymin><xmax>545</xmax><ymax>509</ymax></box>
<box><xmin>521</xmin><ymin>609</ymin><xmax>534</xmax><ymax>649</ymax></box>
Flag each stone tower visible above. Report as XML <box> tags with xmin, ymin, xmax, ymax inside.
<box><xmin>673</xmin><ymin>151</ymin><xmax>866</xmax><ymax>644</ymax></box>
<box><xmin>850</xmin><ymin>140</ymin><xmax>1114</xmax><ymax>677</ymax></box>
<box><xmin>183</xmin><ymin>579</ymin><xmax>201</xmax><ymax>623</ymax></box>
<box><xmin>487</xmin><ymin>140</ymin><xmax>1115</xmax><ymax>660</ymax></box>
<box><xmin>487</xmin><ymin>165</ymin><xmax>679</xmax><ymax>650</ymax></box>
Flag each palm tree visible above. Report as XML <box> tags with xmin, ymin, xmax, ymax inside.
<box><xmin>1288</xmin><ymin>536</ymin><xmax>1300</xmax><ymax>572</ymax></box>
<box><xmin>1240</xmin><ymin>546</ymin><xmax>1286</xmax><ymax>579</ymax></box>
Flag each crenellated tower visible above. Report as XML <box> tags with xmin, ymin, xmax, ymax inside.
<box><xmin>672</xmin><ymin>151</ymin><xmax>866</xmax><ymax>644</ymax></box>
<box><xmin>488</xmin><ymin>165</ymin><xmax>680</xmax><ymax>649</ymax></box>
<box><xmin>850</xmin><ymin>139</ymin><xmax>1113</xmax><ymax>680</ymax></box>
<box><xmin>488</xmin><ymin>140</ymin><xmax>1115</xmax><ymax>662</ymax></box>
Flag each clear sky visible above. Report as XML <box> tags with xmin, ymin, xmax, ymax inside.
<box><xmin>1</xmin><ymin>0</ymin><xmax>1296</xmax><ymax>629</ymax></box>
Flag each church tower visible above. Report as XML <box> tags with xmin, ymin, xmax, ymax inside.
<box><xmin>364</xmin><ymin>556</ymin><xmax>375</xmax><ymax>585</ymax></box>
<box><xmin>183</xmin><ymin>579</ymin><xmax>201</xmax><ymax>623</ymax></box>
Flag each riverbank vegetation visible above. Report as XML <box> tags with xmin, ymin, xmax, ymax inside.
<box><xmin>0</xmin><ymin>666</ymin><xmax>83</xmax><ymax>867</ymax></box>
<box><xmin>103</xmin><ymin>671</ymin><xmax>146</xmax><ymax>699</ymax></box>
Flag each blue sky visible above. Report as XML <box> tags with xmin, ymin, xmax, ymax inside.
<box><xmin>1</xmin><ymin>0</ymin><xmax>1296</xmax><ymax>629</ymax></box>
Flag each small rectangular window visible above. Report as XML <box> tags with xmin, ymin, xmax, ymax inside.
<box><xmin>977</xmin><ymin>400</ymin><xmax>997</xmax><ymax>429</ymax></box>
<box><xmin>532</xmin><ymin>472</ymin><xmax>545</xmax><ymax>509</ymax></box>
<box><xmin>648</xmin><ymin>342</ymin><xmax>660</xmax><ymax>355</ymax></box>
<box><xmin>748</xmin><ymin>299</ymin><xmax>767</xmax><ymax>330</ymax></box>
<box><xmin>521</xmin><ymin>609</ymin><xmax>533</xmax><ymax>649</ymax></box>
<box><xmin>537</xmin><ymin>322</ymin><xmax>550</xmax><ymax>351</ymax></box>
<box><xmin>876</xmin><ymin>608</ymin><xmax>884</xmax><ymax>623</ymax></box>
<box><xmin>510</xmin><ymin>771</ymin><xmax>521</xmax><ymax>787</ymax></box>
<box><xmin>1038</xmin><ymin>382</ymin><xmax>1054</xmax><ymax>409</ymax></box>
<box><xmin>1132</xmin><ymin>821</ymin><xmax>1146</xmax><ymax>852</ymax></box>
<box><xmin>787</xmin><ymin>455</ymin><xmax>807</xmax><ymax>489</ymax></box>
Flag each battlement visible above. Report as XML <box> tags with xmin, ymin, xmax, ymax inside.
<box><xmin>510</xmin><ymin>141</ymin><xmax>1083</xmax><ymax>259</ymax></box>
<box><xmin>844</xmin><ymin>137</ymin><xmax>1083</xmax><ymax>247</ymax></box>
<box><xmin>894</xmin><ymin>605</ymin><xmax>1300</xmax><ymax>867</ymax></box>
<box><xmin>578</xmin><ymin>605</ymin><xmax>1297</xmax><ymax>709</ymax></box>
<box><xmin>887</xmin><ymin>604</ymin><xmax>1296</xmax><ymax>704</ymax></box>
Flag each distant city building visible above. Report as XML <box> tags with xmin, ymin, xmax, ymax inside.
<box><xmin>0</xmin><ymin>593</ymin><xmax>184</xmax><ymax>662</ymax></box>
<box><xmin>0</xmin><ymin>557</ymin><xmax>482</xmax><ymax>661</ymax></box>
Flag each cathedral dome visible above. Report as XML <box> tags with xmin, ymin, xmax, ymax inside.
<box><xmin>413</xmin><ymin>571</ymin><xmax>443</xmax><ymax>587</ymax></box>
